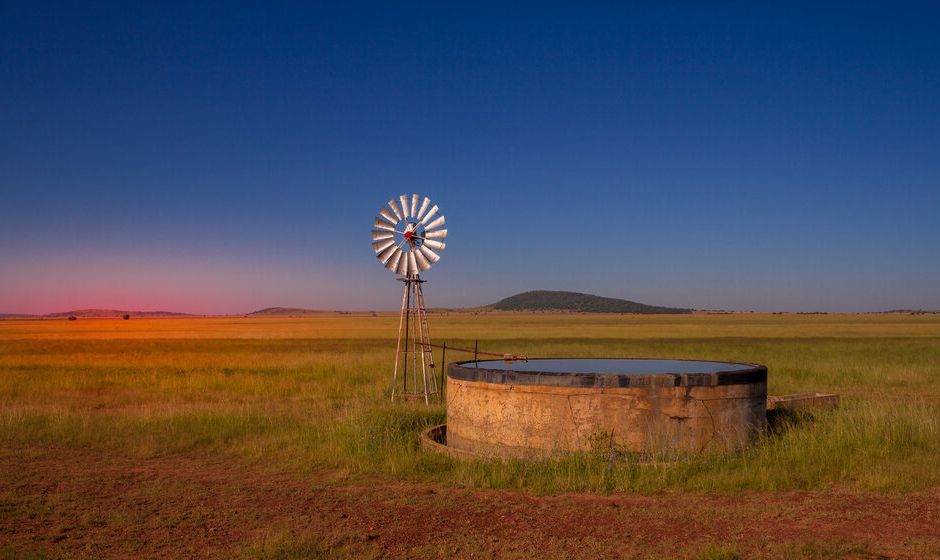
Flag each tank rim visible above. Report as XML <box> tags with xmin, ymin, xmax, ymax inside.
<box><xmin>447</xmin><ymin>357</ymin><xmax>767</xmax><ymax>388</ymax></box>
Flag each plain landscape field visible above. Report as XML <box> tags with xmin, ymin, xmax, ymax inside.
<box><xmin>2</xmin><ymin>313</ymin><xmax>939</xmax><ymax>558</ymax></box>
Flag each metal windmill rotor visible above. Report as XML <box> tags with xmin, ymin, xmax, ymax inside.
<box><xmin>372</xmin><ymin>194</ymin><xmax>447</xmax><ymax>275</ymax></box>
<box><xmin>372</xmin><ymin>194</ymin><xmax>447</xmax><ymax>403</ymax></box>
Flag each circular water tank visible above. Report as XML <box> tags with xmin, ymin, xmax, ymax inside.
<box><xmin>446</xmin><ymin>358</ymin><xmax>767</xmax><ymax>458</ymax></box>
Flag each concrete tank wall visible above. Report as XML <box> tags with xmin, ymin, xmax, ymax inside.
<box><xmin>446</xmin><ymin>360</ymin><xmax>767</xmax><ymax>458</ymax></box>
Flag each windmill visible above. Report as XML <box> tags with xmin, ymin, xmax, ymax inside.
<box><xmin>372</xmin><ymin>194</ymin><xmax>447</xmax><ymax>403</ymax></box>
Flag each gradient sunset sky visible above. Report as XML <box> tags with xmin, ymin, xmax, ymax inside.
<box><xmin>2</xmin><ymin>2</ymin><xmax>939</xmax><ymax>314</ymax></box>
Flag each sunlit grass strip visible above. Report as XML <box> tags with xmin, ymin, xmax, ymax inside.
<box><xmin>4</xmin><ymin>396</ymin><xmax>937</xmax><ymax>493</ymax></box>
<box><xmin>1</xmin><ymin>314</ymin><xmax>939</xmax><ymax>493</ymax></box>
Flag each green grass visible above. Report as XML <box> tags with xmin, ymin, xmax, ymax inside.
<box><xmin>1</xmin><ymin>314</ymin><xmax>939</xmax><ymax>493</ymax></box>
<box><xmin>0</xmin><ymin>547</ymin><xmax>60</xmax><ymax>560</ymax></box>
<box><xmin>694</xmin><ymin>545</ymin><xmax>741</xmax><ymax>560</ymax></box>
<box><xmin>237</xmin><ymin>531</ymin><xmax>379</xmax><ymax>560</ymax></box>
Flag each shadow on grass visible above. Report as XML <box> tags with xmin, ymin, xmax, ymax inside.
<box><xmin>766</xmin><ymin>408</ymin><xmax>817</xmax><ymax>437</ymax></box>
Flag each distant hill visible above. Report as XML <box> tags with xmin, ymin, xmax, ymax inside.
<box><xmin>44</xmin><ymin>309</ymin><xmax>192</xmax><ymax>318</ymax></box>
<box><xmin>247</xmin><ymin>307</ymin><xmax>331</xmax><ymax>317</ymax></box>
<box><xmin>873</xmin><ymin>309</ymin><xmax>940</xmax><ymax>315</ymax></box>
<box><xmin>0</xmin><ymin>313</ymin><xmax>38</xmax><ymax>319</ymax></box>
<box><xmin>0</xmin><ymin>307</ymin><xmax>358</xmax><ymax>319</ymax></box>
<box><xmin>488</xmin><ymin>291</ymin><xmax>692</xmax><ymax>314</ymax></box>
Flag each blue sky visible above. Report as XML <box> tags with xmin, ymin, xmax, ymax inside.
<box><xmin>2</xmin><ymin>2</ymin><xmax>939</xmax><ymax>313</ymax></box>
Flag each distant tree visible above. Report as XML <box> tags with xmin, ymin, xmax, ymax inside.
<box><xmin>68</xmin><ymin>316</ymin><xmax>77</xmax><ymax>321</ymax></box>
<box><xmin>123</xmin><ymin>314</ymin><xmax>130</xmax><ymax>320</ymax></box>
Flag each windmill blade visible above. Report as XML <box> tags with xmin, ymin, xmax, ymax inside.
<box><xmin>396</xmin><ymin>251</ymin><xmax>409</xmax><ymax>275</ymax></box>
<box><xmin>418</xmin><ymin>244</ymin><xmax>440</xmax><ymax>263</ymax></box>
<box><xmin>407</xmin><ymin>251</ymin><xmax>419</xmax><ymax>275</ymax></box>
<box><xmin>424</xmin><ymin>228</ymin><xmax>447</xmax><ymax>239</ymax></box>
<box><xmin>414</xmin><ymin>249</ymin><xmax>431</xmax><ymax>271</ymax></box>
<box><xmin>378</xmin><ymin>208</ymin><xmax>397</xmax><ymax>225</ymax></box>
<box><xmin>385</xmin><ymin>248</ymin><xmax>403</xmax><ymax>270</ymax></box>
<box><xmin>424</xmin><ymin>215</ymin><xmax>445</xmax><ymax>231</ymax></box>
<box><xmin>416</xmin><ymin>197</ymin><xmax>431</xmax><ymax>220</ymax></box>
<box><xmin>410</xmin><ymin>194</ymin><xmax>418</xmax><ymax>217</ymax></box>
<box><xmin>372</xmin><ymin>230</ymin><xmax>394</xmax><ymax>241</ymax></box>
<box><xmin>423</xmin><ymin>238</ymin><xmax>446</xmax><ymax>251</ymax></box>
<box><xmin>420</xmin><ymin>205</ymin><xmax>439</xmax><ymax>225</ymax></box>
<box><xmin>378</xmin><ymin>244</ymin><xmax>398</xmax><ymax>264</ymax></box>
<box><xmin>388</xmin><ymin>199</ymin><xmax>403</xmax><ymax>220</ymax></box>
<box><xmin>372</xmin><ymin>239</ymin><xmax>395</xmax><ymax>253</ymax></box>
<box><xmin>399</xmin><ymin>195</ymin><xmax>410</xmax><ymax>218</ymax></box>
<box><xmin>374</xmin><ymin>219</ymin><xmax>395</xmax><ymax>232</ymax></box>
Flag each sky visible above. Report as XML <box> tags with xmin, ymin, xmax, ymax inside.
<box><xmin>2</xmin><ymin>2</ymin><xmax>939</xmax><ymax>314</ymax></box>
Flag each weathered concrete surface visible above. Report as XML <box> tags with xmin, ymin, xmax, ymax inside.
<box><xmin>767</xmin><ymin>392</ymin><xmax>839</xmax><ymax>412</ymax></box>
<box><xmin>447</xmin><ymin>376</ymin><xmax>767</xmax><ymax>458</ymax></box>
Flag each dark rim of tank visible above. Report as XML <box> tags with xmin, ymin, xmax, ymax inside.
<box><xmin>447</xmin><ymin>358</ymin><xmax>767</xmax><ymax>388</ymax></box>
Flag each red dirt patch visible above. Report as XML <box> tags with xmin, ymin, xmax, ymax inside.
<box><xmin>2</xmin><ymin>448</ymin><xmax>939</xmax><ymax>559</ymax></box>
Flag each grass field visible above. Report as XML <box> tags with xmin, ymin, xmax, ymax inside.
<box><xmin>2</xmin><ymin>313</ymin><xmax>940</xmax><ymax>558</ymax></box>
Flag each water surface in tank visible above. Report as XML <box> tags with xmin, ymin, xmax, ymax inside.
<box><xmin>470</xmin><ymin>358</ymin><xmax>755</xmax><ymax>375</ymax></box>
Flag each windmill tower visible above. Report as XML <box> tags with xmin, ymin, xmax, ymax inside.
<box><xmin>371</xmin><ymin>194</ymin><xmax>447</xmax><ymax>403</ymax></box>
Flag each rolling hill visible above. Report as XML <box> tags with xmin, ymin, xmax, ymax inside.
<box><xmin>488</xmin><ymin>290</ymin><xmax>692</xmax><ymax>314</ymax></box>
<box><xmin>246</xmin><ymin>307</ymin><xmax>332</xmax><ymax>317</ymax></box>
<box><xmin>44</xmin><ymin>309</ymin><xmax>193</xmax><ymax>318</ymax></box>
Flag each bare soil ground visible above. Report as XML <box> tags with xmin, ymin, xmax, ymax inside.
<box><xmin>3</xmin><ymin>449</ymin><xmax>939</xmax><ymax>559</ymax></box>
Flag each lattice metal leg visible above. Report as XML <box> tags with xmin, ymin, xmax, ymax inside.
<box><xmin>392</xmin><ymin>275</ymin><xmax>437</xmax><ymax>404</ymax></box>
<box><xmin>415</xmin><ymin>281</ymin><xmax>437</xmax><ymax>398</ymax></box>
<box><xmin>391</xmin><ymin>278</ymin><xmax>409</xmax><ymax>401</ymax></box>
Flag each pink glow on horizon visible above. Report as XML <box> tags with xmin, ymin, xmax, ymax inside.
<box><xmin>0</xmin><ymin>250</ymin><xmax>382</xmax><ymax>315</ymax></box>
